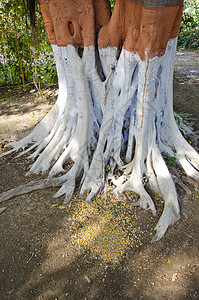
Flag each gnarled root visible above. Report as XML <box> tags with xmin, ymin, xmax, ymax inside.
<box><xmin>0</xmin><ymin>177</ymin><xmax>63</xmax><ymax>204</ymax></box>
<box><xmin>1</xmin><ymin>40</ymin><xmax>199</xmax><ymax>243</ymax></box>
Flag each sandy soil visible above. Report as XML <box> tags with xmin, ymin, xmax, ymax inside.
<box><xmin>0</xmin><ymin>51</ymin><xmax>199</xmax><ymax>300</ymax></box>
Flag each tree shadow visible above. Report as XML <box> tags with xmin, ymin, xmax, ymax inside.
<box><xmin>0</xmin><ymin>150</ymin><xmax>199</xmax><ymax>300</ymax></box>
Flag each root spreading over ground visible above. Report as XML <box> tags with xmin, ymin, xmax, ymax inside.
<box><xmin>1</xmin><ymin>38</ymin><xmax>199</xmax><ymax>242</ymax></box>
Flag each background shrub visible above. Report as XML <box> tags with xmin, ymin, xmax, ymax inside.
<box><xmin>178</xmin><ymin>0</ymin><xmax>199</xmax><ymax>50</ymax></box>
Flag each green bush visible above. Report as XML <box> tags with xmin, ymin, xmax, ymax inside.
<box><xmin>178</xmin><ymin>0</ymin><xmax>199</xmax><ymax>50</ymax></box>
<box><xmin>178</xmin><ymin>28</ymin><xmax>199</xmax><ymax>50</ymax></box>
<box><xmin>0</xmin><ymin>0</ymin><xmax>57</xmax><ymax>86</ymax></box>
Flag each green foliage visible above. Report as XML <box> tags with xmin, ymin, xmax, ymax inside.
<box><xmin>174</xmin><ymin>112</ymin><xmax>188</xmax><ymax>126</ymax></box>
<box><xmin>178</xmin><ymin>28</ymin><xmax>199</xmax><ymax>50</ymax></box>
<box><xmin>178</xmin><ymin>0</ymin><xmax>199</xmax><ymax>50</ymax></box>
<box><xmin>0</xmin><ymin>0</ymin><xmax>57</xmax><ymax>86</ymax></box>
<box><xmin>167</xmin><ymin>156</ymin><xmax>177</xmax><ymax>167</ymax></box>
<box><xmin>110</xmin><ymin>0</ymin><xmax>115</xmax><ymax>12</ymax></box>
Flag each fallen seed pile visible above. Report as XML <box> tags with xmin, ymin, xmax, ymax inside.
<box><xmin>52</xmin><ymin>190</ymin><xmax>157</xmax><ymax>265</ymax></box>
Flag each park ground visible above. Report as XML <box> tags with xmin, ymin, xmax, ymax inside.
<box><xmin>0</xmin><ymin>51</ymin><xmax>199</xmax><ymax>300</ymax></box>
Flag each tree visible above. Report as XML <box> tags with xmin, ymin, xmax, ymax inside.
<box><xmin>0</xmin><ymin>0</ymin><xmax>56</xmax><ymax>86</ymax></box>
<box><xmin>1</xmin><ymin>0</ymin><xmax>199</xmax><ymax>242</ymax></box>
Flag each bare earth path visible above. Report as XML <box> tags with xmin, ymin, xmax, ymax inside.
<box><xmin>0</xmin><ymin>51</ymin><xmax>199</xmax><ymax>300</ymax></box>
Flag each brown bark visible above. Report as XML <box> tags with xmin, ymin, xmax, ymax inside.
<box><xmin>39</xmin><ymin>0</ymin><xmax>111</xmax><ymax>47</ymax></box>
<box><xmin>39</xmin><ymin>3</ymin><xmax>57</xmax><ymax>44</ymax></box>
<box><xmin>38</xmin><ymin>0</ymin><xmax>183</xmax><ymax>61</ymax></box>
<box><xmin>98</xmin><ymin>0</ymin><xmax>183</xmax><ymax>60</ymax></box>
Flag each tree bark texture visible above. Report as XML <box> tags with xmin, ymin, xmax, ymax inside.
<box><xmin>1</xmin><ymin>0</ymin><xmax>199</xmax><ymax>242</ymax></box>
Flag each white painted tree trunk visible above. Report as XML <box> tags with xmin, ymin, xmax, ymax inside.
<box><xmin>1</xmin><ymin>37</ymin><xmax>199</xmax><ymax>242</ymax></box>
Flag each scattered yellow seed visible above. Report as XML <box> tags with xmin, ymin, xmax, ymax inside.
<box><xmin>58</xmin><ymin>205</ymin><xmax>66</xmax><ymax>209</ymax></box>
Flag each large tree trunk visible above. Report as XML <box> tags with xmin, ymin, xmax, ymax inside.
<box><xmin>1</xmin><ymin>0</ymin><xmax>199</xmax><ymax>242</ymax></box>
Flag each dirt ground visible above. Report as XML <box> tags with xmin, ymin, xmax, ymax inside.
<box><xmin>0</xmin><ymin>51</ymin><xmax>199</xmax><ymax>300</ymax></box>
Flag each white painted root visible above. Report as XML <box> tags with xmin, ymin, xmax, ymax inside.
<box><xmin>0</xmin><ymin>177</ymin><xmax>63</xmax><ymax>203</ymax></box>
<box><xmin>150</xmin><ymin>144</ymin><xmax>180</xmax><ymax>242</ymax></box>
<box><xmin>1</xmin><ymin>104</ymin><xmax>58</xmax><ymax>157</ymax></box>
<box><xmin>81</xmin><ymin>49</ymin><xmax>138</xmax><ymax>202</ymax></box>
<box><xmin>106</xmin><ymin>50</ymin><xmax>180</xmax><ymax>241</ymax></box>
<box><xmin>1</xmin><ymin>40</ymin><xmax>199</xmax><ymax>243</ymax></box>
<box><xmin>0</xmin><ymin>207</ymin><xmax>7</xmax><ymax>214</ymax></box>
<box><xmin>157</xmin><ymin>38</ymin><xmax>199</xmax><ymax>179</ymax></box>
<box><xmin>98</xmin><ymin>46</ymin><xmax>118</xmax><ymax>78</ymax></box>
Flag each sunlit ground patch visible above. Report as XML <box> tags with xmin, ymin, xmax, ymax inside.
<box><xmin>52</xmin><ymin>191</ymin><xmax>155</xmax><ymax>265</ymax></box>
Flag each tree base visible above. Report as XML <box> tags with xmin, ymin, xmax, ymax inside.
<box><xmin>1</xmin><ymin>38</ymin><xmax>199</xmax><ymax>242</ymax></box>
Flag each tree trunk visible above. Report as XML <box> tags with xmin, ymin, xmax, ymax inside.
<box><xmin>13</xmin><ymin>21</ymin><xmax>25</xmax><ymax>86</ymax></box>
<box><xmin>1</xmin><ymin>0</ymin><xmax>199</xmax><ymax>242</ymax></box>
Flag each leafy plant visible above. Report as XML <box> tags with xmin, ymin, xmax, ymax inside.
<box><xmin>110</xmin><ymin>0</ymin><xmax>115</xmax><ymax>12</ymax></box>
<box><xmin>0</xmin><ymin>0</ymin><xmax>57</xmax><ymax>86</ymax></box>
<box><xmin>178</xmin><ymin>28</ymin><xmax>199</xmax><ymax>50</ymax></box>
<box><xmin>174</xmin><ymin>112</ymin><xmax>188</xmax><ymax>126</ymax></box>
<box><xmin>178</xmin><ymin>0</ymin><xmax>199</xmax><ymax>50</ymax></box>
<box><xmin>167</xmin><ymin>156</ymin><xmax>177</xmax><ymax>166</ymax></box>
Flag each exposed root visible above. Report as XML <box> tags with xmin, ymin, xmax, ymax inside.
<box><xmin>0</xmin><ymin>177</ymin><xmax>62</xmax><ymax>204</ymax></box>
<box><xmin>0</xmin><ymin>207</ymin><xmax>7</xmax><ymax>214</ymax></box>
<box><xmin>112</xmin><ymin>169</ymin><xmax>156</xmax><ymax>215</ymax></box>
<box><xmin>1</xmin><ymin>40</ymin><xmax>199</xmax><ymax>243</ymax></box>
<box><xmin>172</xmin><ymin>175</ymin><xmax>191</xmax><ymax>194</ymax></box>
<box><xmin>80</xmin><ymin>152</ymin><xmax>105</xmax><ymax>203</ymax></box>
<box><xmin>150</xmin><ymin>144</ymin><xmax>180</xmax><ymax>241</ymax></box>
<box><xmin>54</xmin><ymin>154</ymin><xmax>89</xmax><ymax>205</ymax></box>
<box><xmin>151</xmin><ymin>204</ymin><xmax>180</xmax><ymax>243</ymax></box>
<box><xmin>1</xmin><ymin>104</ymin><xmax>58</xmax><ymax>158</ymax></box>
